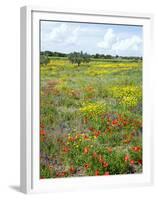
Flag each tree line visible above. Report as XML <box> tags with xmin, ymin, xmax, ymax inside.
<box><xmin>40</xmin><ymin>51</ymin><xmax>142</xmax><ymax>66</ymax></box>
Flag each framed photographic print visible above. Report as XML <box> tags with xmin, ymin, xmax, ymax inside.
<box><xmin>20</xmin><ymin>6</ymin><xmax>153</xmax><ymax>193</ymax></box>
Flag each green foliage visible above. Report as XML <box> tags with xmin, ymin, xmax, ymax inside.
<box><xmin>82</xmin><ymin>52</ymin><xmax>91</xmax><ymax>63</ymax></box>
<box><xmin>68</xmin><ymin>51</ymin><xmax>90</xmax><ymax>66</ymax></box>
<box><xmin>41</xmin><ymin>51</ymin><xmax>67</xmax><ymax>57</ymax></box>
<box><xmin>40</xmin><ymin>54</ymin><xmax>50</xmax><ymax>65</ymax></box>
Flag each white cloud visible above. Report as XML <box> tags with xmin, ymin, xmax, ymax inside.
<box><xmin>97</xmin><ymin>28</ymin><xmax>142</xmax><ymax>53</ymax></box>
<box><xmin>112</xmin><ymin>35</ymin><xmax>142</xmax><ymax>51</ymax></box>
<box><xmin>48</xmin><ymin>23</ymin><xmax>80</xmax><ymax>45</ymax></box>
<box><xmin>97</xmin><ymin>29</ymin><xmax>117</xmax><ymax>49</ymax></box>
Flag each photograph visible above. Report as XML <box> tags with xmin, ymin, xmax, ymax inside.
<box><xmin>40</xmin><ymin>20</ymin><xmax>143</xmax><ymax>179</ymax></box>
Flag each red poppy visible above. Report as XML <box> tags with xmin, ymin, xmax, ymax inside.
<box><xmin>84</xmin><ymin>163</ymin><xmax>90</xmax><ymax>169</ymax></box>
<box><xmin>132</xmin><ymin>146</ymin><xmax>141</xmax><ymax>152</ymax></box>
<box><xmin>84</xmin><ymin>147</ymin><xmax>89</xmax><ymax>154</ymax></box>
<box><xmin>103</xmin><ymin>162</ymin><xmax>109</xmax><ymax>168</ymax></box>
<box><xmin>95</xmin><ymin>170</ymin><xmax>99</xmax><ymax>176</ymax></box>
<box><xmin>104</xmin><ymin>171</ymin><xmax>109</xmax><ymax>176</ymax></box>
<box><xmin>130</xmin><ymin>160</ymin><xmax>135</xmax><ymax>165</ymax></box>
<box><xmin>124</xmin><ymin>155</ymin><xmax>129</xmax><ymax>162</ymax></box>
<box><xmin>63</xmin><ymin>146</ymin><xmax>69</xmax><ymax>153</ymax></box>
<box><xmin>88</xmin><ymin>127</ymin><xmax>94</xmax><ymax>131</ymax></box>
<box><xmin>40</xmin><ymin>129</ymin><xmax>46</xmax><ymax>135</ymax></box>
<box><xmin>112</xmin><ymin>119</ymin><xmax>118</xmax><ymax>125</ymax></box>
<box><xmin>94</xmin><ymin>130</ymin><xmax>101</xmax><ymax>137</ymax></box>
<box><xmin>69</xmin><ymin>166</ymin><xmax>75</xmax><ymax>173</ymax></box>
<box><xmin>138</xmin><ymin>160</ymin><xmax>142</xmax><ymax>165</ymax></box>
<box><xmin>61</xmin><ymin>171</ymin><xmax>67</xmax><ymax>177</ymax></box>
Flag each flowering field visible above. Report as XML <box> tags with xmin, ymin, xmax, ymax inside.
<box><xmin>40</xmin><ymin>58</ymin><xmax>142</xmax><ymax>178</ymax></box>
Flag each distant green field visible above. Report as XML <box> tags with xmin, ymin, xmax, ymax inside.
<box><xmin>48</xmin><ymin>56</ymin><xmax>141</xmax><ymax>63</ymax></box>
<box><xmin>40</xmin><ymin>57</ymin><xmax>142</xmax><ymax>178</ymax></box>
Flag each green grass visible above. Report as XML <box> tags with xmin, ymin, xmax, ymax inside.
<box><xmin>40</xmin><ymin>57</ymin><xmax>142</xmax><ymax>178</ymax></box>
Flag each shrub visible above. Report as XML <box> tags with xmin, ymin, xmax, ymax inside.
<box><xmin>40</xmin><ymin>54</ymin><xmax>50</xmax><ymax>65</ymax></box>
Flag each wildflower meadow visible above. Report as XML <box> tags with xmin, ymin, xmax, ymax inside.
<box><xmin>40</xmin><ymin>57</ymin><xmax>142</xmax><ymax>178</ymax></box>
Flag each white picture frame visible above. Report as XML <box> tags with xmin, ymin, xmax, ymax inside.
<box><xmin>20</xmin><ymin>6</ymin><xmax>153</xmax><ymax>194</ymax></box>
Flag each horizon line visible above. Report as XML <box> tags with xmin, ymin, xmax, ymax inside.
<box><xmin>40</xmin><ymin>50</ymin><xmax>142</xmax><ymax>57</ymax></box>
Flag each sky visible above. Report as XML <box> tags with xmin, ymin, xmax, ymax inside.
<box><xmin>40</xmin><ymin>20</ymin><xmax>143</xmax><ymax>57</ymax></box>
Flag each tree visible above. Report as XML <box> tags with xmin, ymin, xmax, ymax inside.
<box><xmin>94</xmin><ymin>53</ymin><xmax>100</xmax><ymax>59</ymax></box>
<box><xmin>44</xmin><ymin>51</ymin><xmax>53</xmax><ymax>56</ymax></box>
<box><xmin>68</xmin><ymin>52</ymin><xmax>82</xmax><ymax>66</ymax></box>
<box><xmin>68</xmin><ymin>52</ymin><xmax>90</xmax><ymax>66</ymax></box>
<box><xmin>40</xmin><ymin>54</ymin><xmax>50</xmax><ymax>66</ymax></box>
<box><xmin>82</xmin><ymin>53</ymin><xmax>90</xmax><ymax>63</ymax></box>
<box><xmin>104</xmin><ymin>54</ymin><xmax>113</xmax><ymax>59</ymax></box>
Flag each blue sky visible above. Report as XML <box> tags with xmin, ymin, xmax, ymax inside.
<box><xmin>40</xmin><ymin>20</ymin><xmax>143</xmax><ymax>56</ymax></box>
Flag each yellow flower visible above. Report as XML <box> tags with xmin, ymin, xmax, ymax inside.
<box><xmin>79</xmin><ymin>102</ymin><xmax>107</xmax><ymax>119</ymax></box>
<box><xmin>110</xmin><ymin>85</ymin><xmax>142</xmax><ymax>107</ymax></box>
